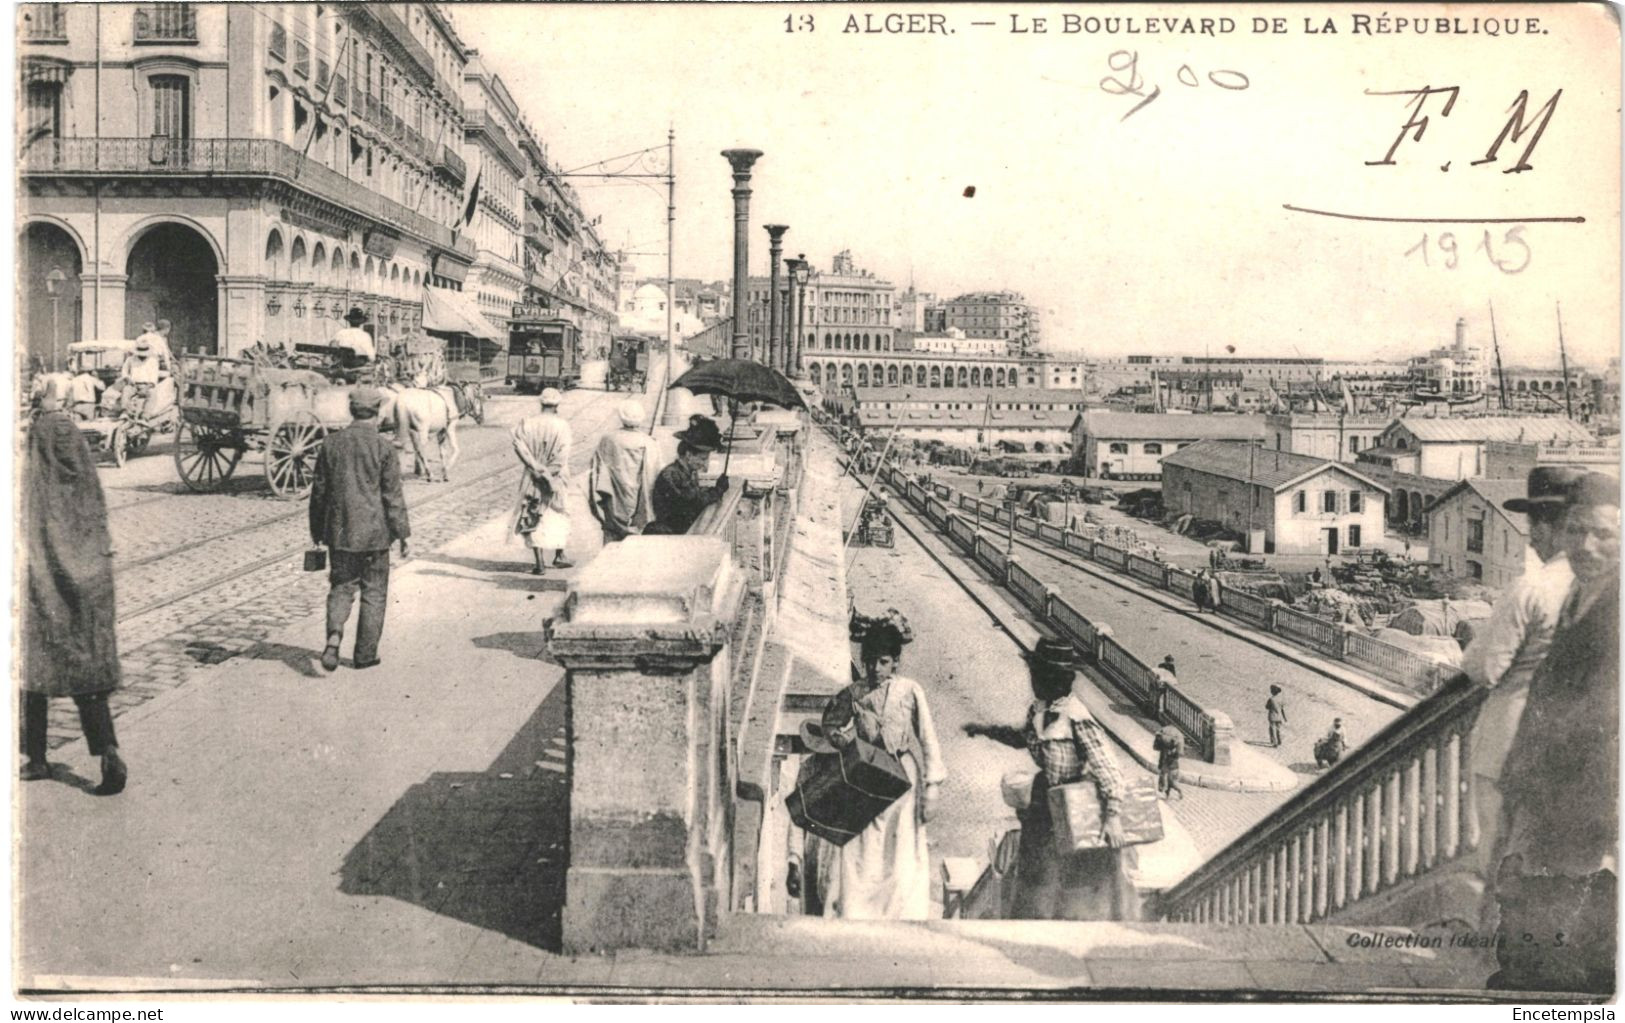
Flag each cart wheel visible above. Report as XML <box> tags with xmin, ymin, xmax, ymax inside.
<box><xmin>173</xmin><ymin>420</ymin><xmax>243</xmax><ymax>492</ymax></box>
<box><xmin>110</xmin><ymin>424</ymin><xmax>130</xmax><ymax>468</ymax></box>
<box><xmin>265</xmin><ymin>411</ymin><xmax>326</xmax><ymax>500</ymax></box>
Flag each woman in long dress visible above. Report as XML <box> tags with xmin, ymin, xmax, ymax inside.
<box><xmin>818</xmin><ymin>622</ymin><xmax>947</xmax><ymax>920</ymax></box>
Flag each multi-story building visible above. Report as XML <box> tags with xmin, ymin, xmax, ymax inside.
<box><xmin>845</xmin><ymin>387</ymin><xmax>1081</xmax><ymax>449</ymax></box>
<box><xmin>906</xmin><ymin>332</ymin><xmax>1011</xmax><ymax>357</ymax></box>
<box><xmin>892</xmin><ymin>287</ymin><xmax>937</xmax><ymax>338</ymax></box>
<box><xmin>1264</xmin><ymin>413</ymin><xmax>1395</xmax><ymax>463</ymax></box>
<box><xmin>942</xmin><ymin>290</ymin><xmax>1039</xmax><ymax>351</ymax></box>
<box><xmin>793</xmin><ymin>250</ymin><xmax>897</xmax><ymax>360</ymax></box>
<box><xmin>1417</xmin><ymin>318</ymin><xmax>1490</xmax><ymax>396</ymax></box>
<box><xmin>1366</xmin><ymin>415</ymin><xmax>1596</xmax><ymax>480</ymax></box>
<box><xmin>1069</xmin><ymin>411</ymin><xmax>1268</xmax><ymax>479</ymax></box>
<box><xmin>460</xmin><ymin>52</ymin><xmax>526</xmax><ymax>340</ymax></box>
<box><xmin>19</xmin><ymin>2</ymin><xmax>479</xmax><ymax>361</ymax></box>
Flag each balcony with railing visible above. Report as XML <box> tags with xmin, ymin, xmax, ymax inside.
<box><xmin>22</xmin><ymin>4</ymin><xmax>68</xmax><ymax>42</ymax></box>
<box><xmin>133</xmin><ymin>3</ymin><xmax>196</xmax><ymax>43</ymax></box>
<box><xmin>21</xmin><ymin>137</ymin><xmax>476</xmax><ymax>260</ymax></box>
<box><xmin>434</xmin><ymin>144</ymin><xmax>466</xmax><ymax>184</ymax></box>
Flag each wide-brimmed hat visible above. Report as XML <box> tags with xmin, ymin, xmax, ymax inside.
<box><xmin>135</xmin><ymin>337</ymin><xmax>152</xmax><ymax>354</ymax></box>
<box><xmin>344</xmin><ymin>307</ymin><xmax>368</xmax><ymax>325</ymax></box>
<box><xmin>1505</xmin><ymin>466</ymin><xmax>1589</xmax><ymax>513</ymax></box>
<box><xmin>539</xmin><ymin>387</ymin><xmax>564</xmax><ymax>407</ymax></box>
<box><xmin>674</xmin><ymin>416</ymin><xmax>724</xmax><ymax>452</ymax></box>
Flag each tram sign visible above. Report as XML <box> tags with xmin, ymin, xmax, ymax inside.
<box><xmin>512</xmin><ymin>303</ymin><xmax>553</xmax><ymax>322</ymax></box>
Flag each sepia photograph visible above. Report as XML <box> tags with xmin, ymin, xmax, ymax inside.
<box><xmin>10</xmin><ymin>0</ymin><xmax>1622</xmax><ymax>1005</ymax></box>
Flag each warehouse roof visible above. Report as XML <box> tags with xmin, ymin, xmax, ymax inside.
<box><xmin>1429</xmin><ymin>478</ymin><xmax>1531</xmax><ymax>536</ymax></box>
<box><xmin>1073</xmin><ymin>411</ymin><xmax>1270</xmax><ymax>441</ymax></box>
<box><xmin>855</xmin><ymin>407</ymin><xmax>1076</xmax><ymax>429</ymax></box>
<box><xmin>853</xmin><ymin>387</ymin><xmax>1083</xmax><ymax>407</ymax></box>
<box><xmin>1162</xmin><ymin>440</ymin><xmax>1391</xmax><ymax>493</ymax></box>
<box><xmin>1386</xmin><ymin>416</ymin><xmax>1595</xmax><ymax>445</ymax></box>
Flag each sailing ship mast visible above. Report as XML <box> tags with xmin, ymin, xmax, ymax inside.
<box><xmin>1556</xmin><ymin>301</ymin><xmax>1575</xmax><ymax>420</ymax></box>
<box><xmin>1488</xmin><ymin>302</ymin><xmax>1510</xmax><ymax>411</ymax></box>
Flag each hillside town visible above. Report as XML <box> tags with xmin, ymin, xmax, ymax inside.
<box><xmin>13</xmin><ymin>0</ymin><xmax>1620</xmax><ymax>1005</ymax></box>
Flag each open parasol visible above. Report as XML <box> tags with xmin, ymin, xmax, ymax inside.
<box><xmin>669</xmin><ymin>359</ymin><xmax>806</xmax><ymax>472</ymax></box>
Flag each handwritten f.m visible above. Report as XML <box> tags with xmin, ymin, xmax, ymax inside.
<box><xmin>1472</xmin><ymin>89</ymin><xmax>1562</xmax><ymax>174</ymax></box>
<box><xmin>1365</xmin><ymin>86</ymin><xmax>1460</xmax><ymax>166</ymax></box>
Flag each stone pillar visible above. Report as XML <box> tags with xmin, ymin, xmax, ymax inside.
<box><xmin>764</xmin><ymin>225</ymin><xmax>787</xmax><ymax>372</ymax></box>
<box><xmin>545</xmin><ymin>536</ymin><xmax>745</xmax><ymax>953</ymax></box>
<box><xmin>87</xmin><ymin>272</ymin><xmax>128</xmax><ymax>341</ymax></box>
<box><xmin>790</xmin><ymin>254</ymin><xmax>808</xmax><ymax>378</ymax></box>
<box><xmin>721</xmin><ymin>149</ymin><xmax>763</xmax><ymax>361</ymax></box>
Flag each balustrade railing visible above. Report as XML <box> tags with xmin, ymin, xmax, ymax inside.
<box><xmin>1038</xmin><ymin>522</ymin><xmax>1065</xmax><ymax>544</ymax></box>
<box><xmin>1219</xmin><ymin>586</ymin><xmax>1274</xmax><ymax>628</ymax></box>
<box><xmin>1346</xmin><ymin>631</ymin><xmax>1447</xmax><ymax>691</ymax></box>
<box><xmin>1098</xmin><ymin>635</ymin><xmax>1155</xmax><ymax>705</ymax></box>
<box><xmin>1162</xmin><ymin>676</ymin><xmax>1485</xmax><ymax>924</ymax></box>
<box><xmin>946</xmin><ymin>513</ymin><xmax>976</xmax><ymax>550</ymax></box>
<box><xmin>1007</xmin><ymin>560</ymin><xmax>1047</xmax><ymax>614</ymax></box>
<box><xmin>133</xmin><ymin>3</ymin><xmax>195</xmax><ymax>42</ymax></box>
<box><xmin>1062</xmin><ymin>530</ymin><xmax>1094</xmax><ymax>556</ymax></box>
<box><xmin>1127</xmin><ymin>553</ymin><xmax>1168</xmax><ymax>587</ymax></box>
<box><xmin>924</xmin><ymin>496</ymin><xmax>949</xmax><ymax>526</ymax></box>
<box><xmin>974</xmin><ymin>535</ymin><xmax>1009</xmax><ymax>577</ymax></box>
<box><xmin>1015</xmin><ymin>515</ymin><xmax>1040</xmax><ymax>538</ymax></box>
<box><xmin>21</xmin><ymin>137</ymin><xmax>474</xmax><ymax>258</ymax></box>
<box><xmin>1274</xmin><ymin>603</ymin><xmax>1344</xmax><ymax>658</ymax></box>
<box><xmin>1049</xmin><ymin>595</ymin><xmax>1097</xmax><ymax>653</ymax></box>
<box><xmin>1092</xmin><ymin>542</ymin><xmax>1130</xmax><ymax>570</ymax></box>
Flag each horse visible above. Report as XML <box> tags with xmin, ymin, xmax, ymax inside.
<box><xmin>390</xmin><ymin>381</ymin><xmax>484</xmax><ymax>482</ymax></box>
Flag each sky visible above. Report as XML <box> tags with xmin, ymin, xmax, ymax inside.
<box><xmin>451</xmin><ymin>2</ymin><xmax>1620</xmax><ymax>367</ymax></box>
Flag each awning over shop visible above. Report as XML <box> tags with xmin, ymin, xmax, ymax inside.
<box><xmin>423</xmin><ymin>286</ymin><xmax>501</xmax><ymax>342</ymax></box>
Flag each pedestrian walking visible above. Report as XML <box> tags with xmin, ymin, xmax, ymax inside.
<box><xmin>20</xmin><ymin>376</ymin><xmax>128</xmax><ymax>794</ymax></box>
<box><xmin>1486</xmin><ymin>472</ymin><xmax>1619</xmax><ymax>994</ymax></box>
<box><xmin>309</xmin><ymin>386</ymin><xmax>411</xmax><ymax>672</ymax></box>
<box><xmin>1012</xmin><ymin>638</ymin><xmax>1139</xmax><ymax>921</ymax></box>
<box><xmin>1153</xmin><ymin>724</ymin><xmax>1184</xmax><ymax>801</ymax></box>
<box><xmin>1158</xmin><ymin>654</ymin><xmax>1176</xmax><ymax>678</ymax></box>
<box><xmin>1265</xmin><ymin>684</ymin><xmax>1287</xmax><ymax>747</ymax></box>
<box><xmin>1313</xmin><ymin>718</ymin><xmax>1347</xmax><ymax>768</ymax></box>
<box><xmin>816</xmin><ymin>622</ymin><xmax>946</xmax><ymax>920</ymax></box>
<box><xmin>647</xmin><ymin>416</ymin><xmax>729</xmax><ymax>535</ymax></box>
<box><xmin>586</xmin><ymin>398</ymin><xmax>659</xmax><ymax>544</ymax></box>
<box><xmin>1192</xmin><ymin>569</ymin><xmax>1213</xmax><ymax>613</ymax></box>
<box><xmin>511</xmin><ymin>388</ymin><xmax>574</xmax><ymax>574</ymax></box>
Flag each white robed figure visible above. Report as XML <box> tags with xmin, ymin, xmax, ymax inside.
<box><xmin>511</xmin><ymin>388</ymin><xmax>573</xmax><ymax>575</ymax></box>
<box><xmin>818</xmin><ymin>622</ymin><xmax>947</xmax><ymax>920</ymax></box>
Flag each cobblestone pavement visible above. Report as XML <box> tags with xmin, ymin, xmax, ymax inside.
<box><xmin>42</xmin><ymin>386</ymin><xmax>642</xmax><ymax>748</ymax></box>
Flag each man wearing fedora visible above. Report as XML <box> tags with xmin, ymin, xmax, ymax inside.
<box><xmin>1463</xmin><ymin>466</ymin><xmax>1582</xmax><ymax>859</ymax></box>
<box><xmin>646</xmin><ymin>416</ymin><xmax>730</xmax><ymax>535</ymax></box>
<box><xmin>1486</xmin><ymin>472</ymin><xmax>1619</xmax><ymax>994</ymax></box>
<box><xmin>309</xmin><ymin>386</ymin><xmax>411</xmax><ymax>672</ymax></box>
<box><xmin>332</xmin><ymin>307</ymin><xmax>378</xmax><ymax>365</ymax></box>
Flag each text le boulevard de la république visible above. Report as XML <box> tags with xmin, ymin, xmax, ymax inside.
<box><xmin>798</xmin><ymin>11</ymin><xmax>1551</xmax><ymax>37</ymax></box>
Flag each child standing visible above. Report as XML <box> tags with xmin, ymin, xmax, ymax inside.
<box><xmin>1265</xmin><ymin>684</ymin><xmax>1287</xmax><ymax>748</ymax></box>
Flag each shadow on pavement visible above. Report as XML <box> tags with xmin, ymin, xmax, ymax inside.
<box><xmin>471</xmin><ymin>631</ymin><xmax>556</xmax><ymax>663</ymax></box>
<box><xmin>243</xmin><ymin>641</ymin><xmax>326</xmax><ymax>679</ymax></box>
<box><xmin>415</xmin><ymin>567</ymin><xmax>555</xmax><ymax>596</ymax></box>
<box><xmin>338</xmin><ymin>681</ymin><xmax>570</xmax><ymax>952</ymax></box>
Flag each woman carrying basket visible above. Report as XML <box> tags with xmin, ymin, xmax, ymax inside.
<box><xmin>1012</xmin><ymin>638</ymin><xmax>1141</xmax><ymax>921</ymax></box>
<box><xmin>814</xmin><ymin>620</ymin><xmax>947</xmax><ymax>920</ymax></box>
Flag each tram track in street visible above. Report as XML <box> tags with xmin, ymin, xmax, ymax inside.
<box><xmin>113</xmin><ymin>392</ymin><xmax>628</xmax><ymax>626</ymax></box>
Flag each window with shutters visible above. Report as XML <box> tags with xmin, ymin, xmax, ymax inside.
<box><xmin>1322</xmin><ymin>490</ymin><xmax>1338</xmax><ymax>513</ymax></box>
<box><xmin>24</xmin><ymin>80</ymin><xmax>63</xmax><ymax>143</ymax></box>
<box><xmin>150</xmin><ymin>74</ymin><xmax>190</xmax><ymax>140</ymax></box>
<box><xmin>1348</xmin><ymin>491</ymin><xmax>1363</xmax><ymax>513</ymax></box>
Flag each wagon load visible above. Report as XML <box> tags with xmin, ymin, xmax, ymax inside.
<box><xmin>173</xmin><ymin>356</ymin><xmax>359</xmax><ymax>499</ymax></box>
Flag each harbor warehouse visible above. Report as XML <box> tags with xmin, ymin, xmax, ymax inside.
<box><xmin>1071</xmin><ymin>411</ymin><xmax>1269</xmax><ymax>479</ymax></box>
<box><xmin>1162</xmin><ymin>441</ymin><xmax>1390</xmax><ymax>555</ymax></box>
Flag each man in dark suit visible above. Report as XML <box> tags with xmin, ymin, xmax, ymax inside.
<box><xmin>1488</xmin><ymin>471</ymin><xmax>1619</xmax><ymax>994</ymax></box>
<box><xmin>647</xmin><ymin>416</ymin><xmax>729</xmax><ymax>535</ymax></box>
<box><xmin>309</xmin><ymin>387</ymin><xmax>411</xmax><ymax>673</ymax></box>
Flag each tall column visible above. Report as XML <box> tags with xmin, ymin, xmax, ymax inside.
<box><xmin>764</xmin><ymin>225</ymin><xmax>787</xmax><ymax>373</ymax></box>
<box><xmin>721</xmin><ymin>149</ymin><xmax>763</xmax><ymax>361</ymax></box>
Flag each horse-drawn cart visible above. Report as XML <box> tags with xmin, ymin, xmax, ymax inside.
<box><xmin>172</xmin><ymin>355</ymin><xmax>354</xmax><ymax>499</ymax></box>
<box><xmin>67</xmin><ymin>340</ymin><xmax>180</xmax><ymax>466</ymax></box>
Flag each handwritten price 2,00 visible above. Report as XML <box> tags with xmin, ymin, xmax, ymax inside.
<box><xmin>1101</xmin><ymin>50</ymin><xmax>1250</xmax><ymax>121</ymax></box>
<box><xmin>1405</xmin><ymin>227</ymin><xmax>1531</xmax><ymax>273</ymax></box>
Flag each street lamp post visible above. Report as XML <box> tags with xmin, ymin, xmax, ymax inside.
<box><xmin>764</xmin><ymin>224</ymin><xmax>787</xmax><ymax>372</ymax></box>
<box><xmin>789</xmin><ymin>255</ymin><xmax>810</xmax><ymax>378</ymax></box>
<box><xmin>44</xmin><ymin>267</ymin><xmax>66</xmax><ymax>371</ymax></box>
<box><xmin>721</xmin><ymin>148</ymin><xmax>763</xmax><ymax>362</ymax></box>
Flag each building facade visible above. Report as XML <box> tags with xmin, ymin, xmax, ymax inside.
<box><xmin>1070</xmin><ymin>412</ymin><xmax>1268</xmax><ymax>479</ymax></box>
<box><xmin>18</xmin><ymin>3</ymin><xmax>615</xmax><ymax>367</ymax></box>
<box><xmin>1162</xmin><ymin>441</ymin><xmax>1390</xmax><ymax>556</ymax></box>
<box><xmin>20</xmin><ymin>2</ymin><xmax>482</xmax><ymax>361</ymax></box>
<box><xmin>1265</xmin><ymin>413</ymin><xmax>1395</xmax><ymax>463</ymax></box>
<box><xmin>1417</xmin><ymin>318</ymin><xmax>1490</xmax><ymax>396</ymax></box>
<box><xmin>846</xmin><ymin>388</ymin><xmax>1079</xmax><ymax>449</ymax></box>
<box><xmin>793</xmin><ymin>250</ymin><xmax>897</xmax><ymax>362</ymax></box>
<box><xmin>941</xmin><ymin>290</ymin><xmax>1039</xmax><ymax>351</ymax></box>
<box><xmin>1371</xmin><ymin>416</ymin><xmax>1597</xmax><ymax>480</ymax></box>
<box><xmin>1426</xmin><ymin>479</ymin><xmax>1532</xmax><ymax>588</ymax></box>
